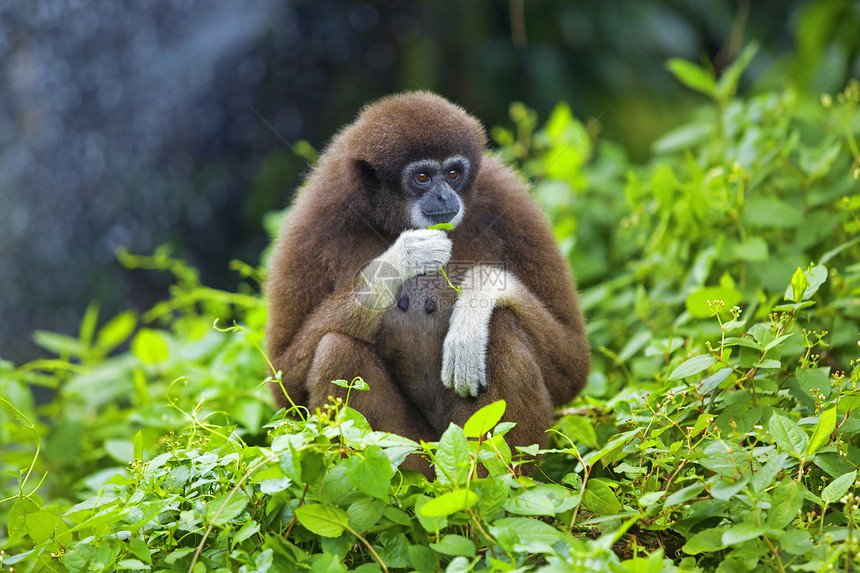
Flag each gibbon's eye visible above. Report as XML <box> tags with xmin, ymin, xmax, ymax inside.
<box><xmin>446</xmin><ymin>168</ymin><xmax>460</xmax><ymax>182</ymax></box>
<box><xmin>414</xmin><ymin>172</ymin><xmax>431</xmax><ymax>184</ymax></box>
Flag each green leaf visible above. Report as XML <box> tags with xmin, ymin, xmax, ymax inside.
<box><xmin>796</xmin><ymin>367</ymin><xmax>832</xmax><ymax>401</ymax></box>
<box><xmin>686</xmin><ymin>286</ymin><xmax>743</xmax><ymax>319</ymax></box>
<box><xmin>504</xmin><ymin>484</ymin><xmax>580</xmax><ymax>516</ymax></box>
<box><xmin>419</xmin><ymin>489</ymin><xmax>479</xmax><ymax>518</ymax></box>
<box><xmin>786</xmin><ymin>265</ymin><xmax>827</xmax><ymax>302</ymax></box>
<box><xmin>814</xmin><ymin>452</ymin><xmax>856</xmax><ymax>478</ymax></box>
<box><xmin>698</xmin><ymin>440</ymin><xmax>746</xmax><ymax>478</ymax></box>
<box><xmin>435</xmin><ymin>423</ymin><xmax>471</xmax><ymax>487</ymax></box>
<box><xmin>116</xmin><ymin>559</ymin><xmax>148</xmax><ymax>570</ymax></box>
<box><xmin>503</xmin><ymin>490</ymin><xmax>553</xmax><ymax>516</ymax></box>
<box><xmin>131</xmin><ymin>328</ymin><xmax>169</xmax><ymax>365</ymax></box>
<box><xmin>33</xmin><ymin>330</ymin><xmax>85</xmax><ymax>358</ymax></box>
<box><xmin>426</xmin><ymin>223</ymin><xmax>454</xmax><ymax>231</ymax></box>
<box><xmin>716</xmin><ymin>42</ymin><xmax>759</xmax><ymax>100</ymax></box>
<box><xmin>347</xmin><ymin>497</ymin><xmax>386</xmax><ymax>534</ymax></box>
<box><xmin>7</xmin><ymin>498</ymin><xmax>41</xmax><ymax>546</ymax></box>
<box><xmin>96</xmin><ymin>310</ymin><xmax>137</xmax><ymax>353</ymax></box>
<box><xmin>650</xmin><ymin>163</ymin><xmax>679</xmax><ymax>207</ymax></box>
<box><xmin>821</xmin><ymin>470</ymin><xmax>857</xmax><ymax>504</ymax></box>
<box><xmin>652</xmin><ymin>121</ymin><xmax>712</xmax><ymax>154</ymax></box>
<box><xmin>710</xmin><ymin>476</ymin><xmax>749</xmax><ymax>501</ymax></box>
<box><xmin>516</xmin><ymin>444</ymin><xmax>539</xmax><ymax>456</ymax></box>
<box><xmin>128</xmin><ymin>537</ymin><xmax>152</xmax><ymax>564</ymax></box>
<box><xmin>559</xmin><ymin>414</ymin><xmax>600</xmax><ymax>450</ymax></box>
<box><xmin>133</xmin><ymin>430</ymin><xmax>143</xmax><ymax>462</ymax></box>
<box><xmin>799</xmin><ymin>140</ymin><xmax>842</xmax><ymax>178</ymax></box>
<box><xmin>722</xmin><ymin>522</ymin><xmax>767</xmax><ymax>546</ymax></box>
<box><xmin>773</xmin><ymin>301</ymin><xmax>815</xmax><ymax>312</ymax></box>
<box><xmin>668</xmin><ymin>355</ymin><xmax>716</xmax><ymax>381</ymax></box>
<box><xmin>788</xmin><ymin>267</ymin><xmax>808</xmax><ymax>303</ymax></box>
<box><xmin>339</xmin><ymin>406</ymin><xmax>371</xmax><ymax>431</ymax></box>
<box><xmin>347</xmin><ymin>445</ymin><xmax>394</xmax><ymax>500</ymax></box>
<box><xmin>723</xmin><ymin>336</ymin><xmax>763</xmax><ymax>351</ymax></box>
<box><xmin>768</xmin><ymin>414</ymin><xmax>808</xmax><ymax>459</ymax></box>
<box><xmin>683</xmin><ymin>528</ymin><xmax>726</xmax><ymax>554</ymax></box>
<box><xmin>663</xmin><ymin>483</ymin><xmax>704</xmax><ymax>509</ymax></box>
<box><xmin>638</xmin><ymin>491</ymin><xmax>664</xmax><ymax>507</ymax></box>
<box><xmin>544</xmin><ymin>103</ymin><xmax>590</xmax><ymax>183</ymax></box>
<box><xmin>383</xmin><ymin>506</ymin><xmax>411</xmax><ymax>526</ymax></box>
<box><xmin>768</xmin><ymin>479</ymin><xmax>804</xmax><ymax>529</ymax></box>
<box><xmin>232</xmin><ymin>520</ymin><xmax>261</xmax><ymax>549</ymax></box>
<box><xmin>492</xmin><ymin>517</ymin><xmax>565</xmax><ymax>546</ymax></box>
<box><xmin>414</xmin><ymin>495</ymin><xmax>448</xmax><ymax>532</ymax></box>
<box><xmin>582</xmin><ymin>479</ymin><xmax>622</xmax><ymax>515</ymax></box>
<box><xmin>104</xmin><ymin>439</ymin><xmax>133</xmax><ymax>464</ymax></box>
<box><xmin>805</xmin><ymin>407</ymin><xmax>837</xmax><ymax>458</ymax></box>
<box><xmin>332</xmin><ymin>376</ymin><xmax>369</xmax><ymax>390</ymax></box>
<box><xmin>295</xmin><ymin>503</ymin><xmax>351</xmax><ymax>538</ymax></box>
<box><xmin>429</xmin><ymin>534</ymin><xmax>476</xmax><ymax>557</ymax></box>
<box><xmin>79</xmin><ymin>302</ymin><xmax>99</xmax><ymax>349</ymax></box>
<box><xmin>407</xmin><ymin>544</ymin><xmax>437</xmax><ymax>572</ymax></box>
<box><xmin>666</xmin><ymin>58</ymin><xmax>716</xmax><ymax>96</ymax></box>
<box><xmin>779</xmin><ymin>528</ymin><xmax>814</xmax><ymax>556</ymax></box>
<box><xmin>165</xmin><ymin>547</ymin><xmax>195</xmax><ymax>565</ymax></box>
<box><xmin>25</xmin><ymin>511</ymin><xmax>72</xmax><ymax>549</ymax></box>
<box><xmin>445</xmin><ymin>556</ymin><xmax>473</xmax><ymax>573</ymax></box>
<box><xmin>838</xmin><ymin>393</ymin><xmax>860</xmax><ymax>414</ymax></box>
<box><xmin>206</xmin><ymin>492</ymin><xmax>248</xmax><ymax>525</ymax></box>
<box><xmin>745</xmin><ymin>199</ymin><xmax>803</xmax><ymax>228</ymax></box>
<box><xmin>724</xmin><ymin>237</ymin><xmax>769</xmax><ymax>262</ymax></box>
<box><xmin>463</xmin><ymin>399</ymin><xmax>506</xmax><ymax>438</ymax></box>
<box><xmin>751</xmin><ymin>453</ymin><xmax>790</xmax><ymax>493</ymax></box>
<box><xmin>763</xmin><ymin>332</ymin><xmax>795</xmax><ymax>352</ymax></box>
<box><xmin>804</xmin><ymin>265</ymin><xmax>828</xmax><ymax>299</ymax></box>
<box><xmin>698</xmin><ymin>368</ymin><xmax>732</xmax><ymax>396</ymax></box>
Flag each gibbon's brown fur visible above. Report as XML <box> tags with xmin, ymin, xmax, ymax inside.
<box><xmin>266</xmin><ymin>92</ymin><xmax>589</xmax><ymax>473</ymax></box>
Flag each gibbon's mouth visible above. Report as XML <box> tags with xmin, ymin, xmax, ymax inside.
<box><xmin>423</xmin><ymin>209</ymin><xmax>459</xmax><ymax>223</ymax></box>
<box><xmin>410</xmin><ymin>201</ymin><xmax>465</xmax><ymax>230</ymax></box>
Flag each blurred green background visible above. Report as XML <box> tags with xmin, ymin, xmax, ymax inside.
<box><xmin>1</xmin><ymin>0</ymin><xmax>858</xmax><ymax>364</ymax></box>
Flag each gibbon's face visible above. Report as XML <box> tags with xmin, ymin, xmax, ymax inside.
<box><xmin>402</xmin><ymin>155</ymin><xmax>471</xmax><ymax>229</ymax></box>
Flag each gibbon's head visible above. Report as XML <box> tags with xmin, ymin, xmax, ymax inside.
<box><xmin>335</xmin><ymin>91</ymin><xmax>487</xmax><ymax>232</ymax></box>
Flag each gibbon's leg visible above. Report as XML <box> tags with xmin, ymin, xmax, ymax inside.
<box><xmin>444</xmin><ymin>308</ymin><xmax>554</xmax><ymax>451</ymax></box>
<box><xmin>307</xmin><ymin>332</ymin><xmax>436</xmax><ymax>474</ymax></box>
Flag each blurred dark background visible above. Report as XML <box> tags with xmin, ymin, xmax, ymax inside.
<box><xmin>1</xmin><ymin>0</ymin><xmax>858</xmax><ymax>364</ymax></box>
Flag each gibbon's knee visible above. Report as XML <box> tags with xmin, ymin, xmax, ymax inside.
<box><xmin>308</xmin><ymin>332</ymin><xmax>436</xmax><ymax>444</ymax></box>
<box><xmin>307</xmin><ymin>332</ymin><xmax>374</xmax><ymax>407</ymax></box>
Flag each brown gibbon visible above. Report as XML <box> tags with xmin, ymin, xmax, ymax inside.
<box><xmin>265</xmin><ymin>92</ymin><xmax>589</xmax><ymax>473</ymax></box>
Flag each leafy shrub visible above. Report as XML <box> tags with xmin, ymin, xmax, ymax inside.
<box><xmin>2</xmin><ymin>48</ymin><xmax>860</xmax><ymax>571</ymax></box>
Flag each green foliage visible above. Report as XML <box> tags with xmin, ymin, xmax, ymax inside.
<box><xmin>3</xmin><ymin>53</ymin><xmax>860</xmax><ymax>571</ymax></box>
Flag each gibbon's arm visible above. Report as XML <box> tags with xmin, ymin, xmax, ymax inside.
<box><xmin>440</xmin><ymin>155</ymin><xmax>589</xmax><ymax>400</ymax></box>
<box><xmin>267</xmin><ymin>229</ymin><xmax>452</xmax><ymax>406</ymax></box>
<box><xmin>442</xmin><ymin>265</ymin><xmax>588</xmax><ymax>399</ymax></box>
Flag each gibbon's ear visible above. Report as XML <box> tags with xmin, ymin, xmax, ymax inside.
<box><xmin>354</xmin><ymin>159</ymin><xmax>380</xmax><ymax>192</ymax></box>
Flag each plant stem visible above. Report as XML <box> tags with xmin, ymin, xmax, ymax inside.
<box><xmin>345</xmin><ymin>524</ymin><xmax>389</xmax><ymax>573</ymax></box>
<box><xmin>188</xmin><ymin>454</ymin><xmax>277</xmax><ymax>573</ymax></box>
